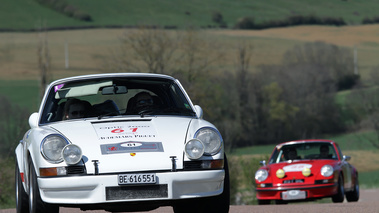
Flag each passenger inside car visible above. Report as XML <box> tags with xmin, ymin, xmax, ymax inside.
<box><xmin>319</xmin><ymin>144</ymin><xmax>332</xmax><ymax>159</ymax></box>
<box><xmin>125</xmin><ymin>92</ymin><xmax>156</xmax><ymax>114</ymax></box>
<box><xmin>63</xmin><ymin>98</ymin><xmax>92</xmax><ymax>120</ymax></box>
<box><xmin>286</xmin><ymin>147</ymin><xmax>300</xmax><ymax>160</ymax></box>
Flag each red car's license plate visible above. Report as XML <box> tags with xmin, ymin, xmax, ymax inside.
<box><xmin>118</xmin><ymin>173</ymin><xmax>156</xmax><ymax>185</ymax></box>
<box><xmin>282</xmin><ymin>190</ymin><xmax>306</xmax><ymax>200</ymax></box>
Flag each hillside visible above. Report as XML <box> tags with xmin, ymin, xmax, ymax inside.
<box><xmin>2</xmin><ymin>0</ymin><xmax>379</xmax><ymax>30</ymax></box>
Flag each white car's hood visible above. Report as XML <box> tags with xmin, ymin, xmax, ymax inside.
<box><xmin>49</xmin><ymin>117</ymin><xmax>192</xmax><ymax>174</ymax></box>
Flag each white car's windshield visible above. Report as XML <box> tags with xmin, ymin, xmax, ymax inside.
<box><xmin>40</xmin><ymin>77</ymin><xmax>195</xmax><ymax>124</ymax></box>
<box><xmin>269</xmin><ymin>142</ymin><xmax>337</xmax><ymax>164</ymax></box>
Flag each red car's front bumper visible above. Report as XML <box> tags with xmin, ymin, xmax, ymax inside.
<box><xmin>256</xmin><ymin>183</ymin><xmax>338</xmax><ymax>201</ymax></box>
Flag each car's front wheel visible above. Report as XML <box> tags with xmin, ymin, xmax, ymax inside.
<box><xmin>15</xmin><ymin>161</ymin><xmax>28</xmax><ymax>213</ymax></box>
<box><xmin>28</xmin><ymin>162</ymin><xmax>59</xmax><ymax>213</ymax></box>
<box><xmin>173</xmin><ymin>155</ymin><xmax>230</xmax><ymax>213</ymax></box>
<box><xmin>257</xmin><ymin>199</ymin><xmax>271</xmax><ymax>205</ymax></box>
<box><xmin>332</xmin><ymin>174</ymin><xmax>345</xmax><ymax>203</ymax></box>
<box><xmin>346</xmin><ymin>174</ymin><xmax>359</xmax><ymax>202</ymax></box>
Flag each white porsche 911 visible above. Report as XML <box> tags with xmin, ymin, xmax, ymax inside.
<box><xmin>15</xmin><ymin>73</ymin><xmax>230</xmax><ymax>213</ymax></box>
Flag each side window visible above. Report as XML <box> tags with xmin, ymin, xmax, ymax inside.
<box><xmin>169</xmin><ymin>84</ymin><xmax>191</xmax><ymax>110</ymax></box>
<box><xmin>335</xmin><ymin>144</ymin><xmax>344</xmax><ymax>160</ymax></box>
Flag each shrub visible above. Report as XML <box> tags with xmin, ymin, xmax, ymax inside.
<box><xmin>0</xmin><ymin>158</ymin><xmax>15</xmax><ymax>209</ymax></box>
<box><xmin>234</xmin><ymin>17</ymin><xmax>255</xmax><ymax>29</ymax></box>
<box><xmin>73</xmin><ymin>10</ymin><xmax>93</xmax><ymax>22</ymax></box>
<box><xmin>362</xmin><ymin>16</ymin><xmax>379</xmax><ymax>24</ymax></box>
<box><xmin>234</xmin><ymin>15</ymin><xmax>346</xmax><ymax>29</ymax></box>
<box><xmin>0</xmin><ymin>95</ymin><xmax>30</xmax><ymax>159</ymax></box>
<box><xmin>34</xmin><ymin>0</ymin><xmax>92</xmax><ymax>22</ymax></box>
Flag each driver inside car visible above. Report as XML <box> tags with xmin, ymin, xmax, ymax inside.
<box><xmin>135</xmin><ymin>92</ymin><xmax>154</xmax><ymax>111</ymax></box>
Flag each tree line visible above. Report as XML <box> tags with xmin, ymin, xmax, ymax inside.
<box><xmin>103</xmin><ymin>27</ymin><xmax>367</xmax><ymax>151</ymax></box>
<box><xmin>1</xmin><ymin>27</ymin><xmax>378</xmax><ymax>158</ymax></box>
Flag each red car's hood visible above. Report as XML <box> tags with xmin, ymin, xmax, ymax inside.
<box><xmin>266</xmin><ymin>160</ymin><xmax>337</xmax><ymax>183</ymax></box>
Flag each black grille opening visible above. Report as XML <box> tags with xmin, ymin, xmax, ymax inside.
<box><xmin>106</xmin><ymin>184</ymin><xmax>168</xmax><ymax>200</ymax></box>
<box><xmin>184</xmin><ymin>161</ymin><xmax>202</xmax><ymax>170</ymax></box>
<box><xmin>66</xmin><ymin>165</ymin><xmax>86</xmax><ymax>175</ymax></box>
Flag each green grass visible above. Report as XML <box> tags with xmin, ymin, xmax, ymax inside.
<box><xmin>231</xmin><ymin>130</ymin><xmax>379</xmax><ymax>156</ymax></box>
<box><xmin>360</xmin><ymin>170</ymin><xmax>379</xmax><ymax>189</ymax></box>
<box><xmin>3</xmin><ymin>0</ymin><xmax>379</xmax><ymax>30</ymax></box>
<box><xmin>0</xmin><ymin>80</ymin><xmax>40</xmax><ymax>113</ymax></box>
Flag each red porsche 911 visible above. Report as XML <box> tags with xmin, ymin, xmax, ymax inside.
<box><xmin>254</xmin><ymin>139</ymin><xmax>359</xmax><ymax>204</ymax></box>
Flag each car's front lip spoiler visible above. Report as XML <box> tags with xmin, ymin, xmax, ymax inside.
<box><xmin>256</xmin><ymin>183</ymin><xmax>338</xmax><ymax>192</ymax></box>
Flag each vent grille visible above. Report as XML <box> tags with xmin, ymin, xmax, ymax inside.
<box><xmin>184</xmin><ymin>161</ymin><xmax>202</xmax><ymax>170</ymax></box>
<box><xmin>66</xmin><ymin>166</ymin><xmax>85</xmax><ymax>175</ymax></box>
<box><xmin>106</xmin><ymin>184</ymin><xmax>168</xmax><ymax>200</ymax></box>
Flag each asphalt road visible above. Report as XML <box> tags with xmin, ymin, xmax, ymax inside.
<box><xmin>1</xmin><ymin>189</ymin><xmax>378</xmax><ymax>213</ymax></box>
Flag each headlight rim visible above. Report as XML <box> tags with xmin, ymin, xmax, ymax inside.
<box><xmin>40</xmin><ymin>134</ymin><xmax>69</xmax><ymax>164</ymax></box>
<box><xmin>194</xmin><ymin>127</ymin><xmax>223</xmax><ymax>156</ymax></box>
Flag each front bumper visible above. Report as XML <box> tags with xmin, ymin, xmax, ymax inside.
<box><xmin>38</xmin><ymin>170</ymin><xmax>225</xmax><ymax>204</ymax></box>
<box><xmin>256</xmin><ymin>183</ymin><xmax>338</xmax><ymax>200</ymax></box>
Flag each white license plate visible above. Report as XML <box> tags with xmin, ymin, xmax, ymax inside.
<box><xmin>282</xmin><ymin>190</ymin><xmax>306</xmax><ymax>200</ymax></box>
<box><xmin>118</xmin><ymin>173</ymin><xmax>156</xmax><ymax>185</ymax></box>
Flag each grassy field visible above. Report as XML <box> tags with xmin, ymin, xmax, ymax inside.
<box><xmin>2</xmin><ymin>25</ymin><xmax>379</xmax><ymax>112</ymax></box>
<box><xmin>3</xmin><ymin>0</ymin><xmax>379</xmax><ymax>30</ymax></box>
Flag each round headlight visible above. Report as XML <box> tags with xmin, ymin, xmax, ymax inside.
<box><xmin>41</xmin><ymin>135</ymin><xmax>69</xmax><ymax>163</ymax></box>
<box><xmin>195</xmin><ymin>128</ymin><xmax>222</xmax><ymax>155</ymax></box>
<box><xmin>255</xmin><ymin>169</ymin><xmax>269</xmax><ymax>182</ymax></box>
<box><xmin>62</xmin><ymin>144</ymin><xmax>82</xmax><ymax>165</ymax></box>
<box><xmin>276</xmin><ymin>169</ymin><xmax>285</xmax><ymax>179</ymax></box>
<box><xmin>321</xmin><ymin>165</ymin><xmax>333</xmax><ymax>177</ymax></box>
<box><xmin>185</xmin><ymin>139</ymin><xmax>205</xmax><ymax>159</ymax></box>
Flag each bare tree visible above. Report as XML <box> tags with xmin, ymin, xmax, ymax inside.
<box><xmin>109</xmin><ymin>27</ymin><xmax>178</xmax><ymax>74</ymax></box>
<box><xmin>346</xmin><ymin>67</ymin><xmax>379</xmax><ymax>149</ymax></box>
<box><xmin>283</xmin><ymin>41</ymin><xmax>355</xmax><ymax>90</ymax></box>
<box><xmin>37</xmin><ymin>23</ymin><xmax>51</xmax><ymax>99</ymax></box>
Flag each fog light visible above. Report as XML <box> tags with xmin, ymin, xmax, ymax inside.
<box><xmin>276</xmin><ymin>169</ymin><xmax>285</xmax><ymax>178</ymax></box>
<box><xmin>62</xmin><ymin>144</ymin><xmax>82</xmax><ymax>165</ymax></box>
<box><xmin>185</xmin><ymin>139</ymin><xmax>205</xmax><ymax>159</ymax></box>
<box><xmin>302</xmin><ymin>167</ymin><xmax>311</xmax><ymax>177</ymax></box>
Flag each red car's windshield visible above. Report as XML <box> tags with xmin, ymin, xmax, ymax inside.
<box><xmin>269</xmin><ymin>142</ymin><xmax>337</xmax><ymax>164</ymax></box>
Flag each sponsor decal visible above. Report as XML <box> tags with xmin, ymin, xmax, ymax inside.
<box><xmin>130</xmin><ymin>153</ymin><xmax>136</xmax><ymax>157</ymax></box>
<box><xmin>54</xmin><ymin>84</ymin><xmax>64</xmax><ymax>92</ymax></box>
<box><xmin>100</xmin><ymin>141</ymin><xmax>164</xmax><ymax>155</ymax></box>
<box><xmin>283</xmin><ymin>164</ymin><xmax>312</xmax><ymax>172</ymax></box>
<box><xmin>93</xmin><ymin>122</ymin><xmax>157</xmax><ymax>142</ymax></box>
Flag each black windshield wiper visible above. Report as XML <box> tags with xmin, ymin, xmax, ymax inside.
<box><xmin>97</xmin><ymin>109</ymin><xmax>123</xmax><ymax>120</ymax></box>
<box><xmin>162</xmin><ymin>108</ymin><xmax>196</xmax><ymax>116</ymax></box>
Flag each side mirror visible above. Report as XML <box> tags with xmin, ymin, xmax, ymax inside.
<box><xmin>343</xmin><ymin>155</ymin><xmax>351</xmax><ymax>161</ymax></box>
<box><xmin>29</xmin><ymin>112</ymin><xmax>39</xmax><ymax>128</ymax></box>
<box><xmin>194</xmin><ymin>105</ymin><xmax>203</xmax><ymax>119</ymax></box>
<box><xmin>260</xmin><ymin>160</ymin><xmax>266</xmax><ymax>166</ymax></box>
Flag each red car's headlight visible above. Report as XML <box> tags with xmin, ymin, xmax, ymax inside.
<box><xmin>321</xmin><ymin>165</ymin><xmax>333</xmax><ymax>177</ymax></box>
<box><xmin>255</xmin><ymin>169</ymin><xmax>268</xmax><ymax>182</ymax></box>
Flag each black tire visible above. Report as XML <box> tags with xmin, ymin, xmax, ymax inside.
<box><xmin>173</xmin><ymin>198</ymin><xmax>204</xmax><ymax>213</ymax></box>
<box><xmin>346</xmin><ymin>175</ymin><xmax>359</xmax><ymax>202</ymax></box>
<box><xmin>15</xmin><ymin>161</ymin><xmax>29</xmax><ymax>213</ymax></box>
<box><xmin>203</xmin><ymin>154</ymin><xmax>230</xmax><ymax>213</ymax></box>
<box><xmin>173</xmin><ymin>154</ymin><xmax>230</xmax><ymax>213</ymax></box>
<box><xmin>275</xmin><ymin>200</ymin><xmax>288</xmax><ymax>205</ymax></box>
<box><xmin>332</xmin><ymin>174</ymin><xmax>345</xmax><ymax>203</ymax></box>
<box><xmin>257</xmin><ymin>199</ymin><xmax>271</xmax><ymax>205</ymax></box>
<box><xmin>29</xmin><ymin>162</ymin><xmax>59</xmax><ymax>213</ymax></box>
